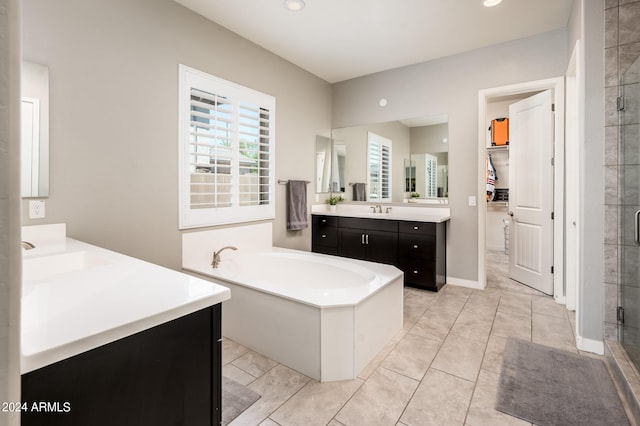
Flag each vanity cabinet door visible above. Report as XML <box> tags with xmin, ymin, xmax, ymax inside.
<box><xmin>367</xmin><ymin>230</ymin><xmax>398</xmax><ymax>265</ymax></box>
<box><xmin>337</xmin><ymin>217</ymin><xmax>398</xmax><ymax>264</ymax></box>
<box><xmin>338</xmin><ymin>228</ymin><xmax>369</xmax><ymax>260</ymax></box>
<box><xmin>338</xmin><ymin>228</ymin><xmax>397</xmax><ymax>265</ymax></box>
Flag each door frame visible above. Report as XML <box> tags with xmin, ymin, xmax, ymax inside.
<box><xmin>477</xmin><ymin>77</ymin><xmax>565</xmax><ymax>303</ymax></box>
<box><xmin>565</xmin><ymin>41</ymin><xmax>581</xmax><ymax>312</ymax></box>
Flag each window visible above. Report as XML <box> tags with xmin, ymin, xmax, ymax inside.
<box><xmin>367</xmin><ymin>132</ymin><xmax>392</xmax><ymax>201</ymax></box>
<box><xmin>424</xmin><ymin>154</ymin><xmax>438</xmax><ymax>198</ymax></box>
<box><xmin>179</xmin><ymin>65</ymin><xmax>275</xmax><ymax>228</ymax></box>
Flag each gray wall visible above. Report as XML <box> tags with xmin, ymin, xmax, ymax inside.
<box><xmin>410</xmin><ymin>123</ymin><xmax>449</xmax><ymax>157</ymax></box>
<box><xmin>1</xmin><ymin>0</ymin><xmax>22</xmax><ymax>423</ymax></box>
<box><xmin>579</xmin><ymin>0</ymin><xmax>605</xmax><ymax>344</ymax></box>
<box><xmin>21</xmin><ymin>0</ymin><xmax>333</xmax><ymax>268</ymax></box>
<box><xmin>332</xmin><ymin>30</ymin><xmax>568</xmax><ymax>282</ymax></box>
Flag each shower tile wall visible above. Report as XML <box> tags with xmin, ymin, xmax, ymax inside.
<box><xmin>605</xmin><ymin>0</ymin><xmax>640</xmax><ymax>341</ymax></box>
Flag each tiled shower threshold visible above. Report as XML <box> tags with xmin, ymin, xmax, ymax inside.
<box><xmin>606</xmin><ymin>340</ymin><xmax>640</xmax><ymax>425</ymax></box>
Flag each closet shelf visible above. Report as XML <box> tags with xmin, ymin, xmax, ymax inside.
<box><xmin>486</xmin><ymin>145</ymin><xmax>509</xmax><ymax>152</ymax></box>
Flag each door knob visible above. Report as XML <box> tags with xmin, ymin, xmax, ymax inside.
<box><xmin>509</xmin><ymin>211</ymin><xmax>514</xmax><ymax>217</ymax></box>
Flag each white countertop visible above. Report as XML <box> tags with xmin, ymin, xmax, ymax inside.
<box><xmin>21</xmin><ymin>229</ymin><xmax>230</xmax><ymax>374</ymax></box>
<box><xmin>311</xmin><ymin>204</ymin><xmax>450</xmax><ymax>223</ymax></box>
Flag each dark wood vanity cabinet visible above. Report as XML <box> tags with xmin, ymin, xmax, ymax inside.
<box><xmin>398</xmin><ymin>221</ymin><xmax>447</xmax><ymax>292</ymax></box>
<box><xmin>312</xmin><ymin>214</ymin><xmax>447</xmax><ymax>291</ymax></box>
<box><xmin>21</xmin><ymin>305</ymin><xmax>222</xmax><ymax>426</ymax></box>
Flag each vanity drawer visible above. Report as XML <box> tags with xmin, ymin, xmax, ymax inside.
<box><xmin>313</xmin><ymin>215</ymin><xmax>338</xmax><ymax>228</ymax></box>
<box><xmin>313</xmin><ymin>227</ymin><xmax>338</xmax><ymax>248</ymax></box>
<box><xmin>399</xmin><ymin>260</ymin><xmax>435</xmax><ymax>288</ymax></box>
<box><xmin>398</xmin><ymin>234</ymin><xmax>435</xmax><ymax>260</ymax></box>
<box><xmin>398</xmin><ymin>221</ymin><xmax>436</xmax><ymax>235</ymax></box>
<box><xmin>338</xmin><ymin>217</ymin><xmax>398</xmax><ymax>232</ymax></box>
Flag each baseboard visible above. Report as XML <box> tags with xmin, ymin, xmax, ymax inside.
<box><xmin>447</xmin><ymin>277</ymin><xmax>482</xmax><ymax>290</ymax></box>
<box><xmin>576</xmin><ymin>335</ymin><xmax>605</xmax><ymax>355</ymax></box>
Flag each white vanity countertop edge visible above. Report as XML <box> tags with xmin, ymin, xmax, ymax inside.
<box><xmin>21</xmin><ymin>238</ymin><xmax>231</xmax><ymax>374</ymax></box>
<box><xmin>311</xmin><ymin>211</ymin><xmax>450</xmax><ymax>223</ymax></box>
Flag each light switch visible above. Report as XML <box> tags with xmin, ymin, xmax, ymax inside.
<box><xmin>468</xmin><ymin>196</ymin><xmax>477</xmax><ymax>207</ymax></box>
<box><xmin>29</xmin><ymin>200</ymin><xmax>45</xmax><ymax>219</ymax></box>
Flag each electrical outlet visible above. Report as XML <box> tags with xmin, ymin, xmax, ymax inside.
<box><xmin>29</xmin><ymin>200</ymin><xmax>45</xmax><ymax>219</ymax></box>
<box><xmin>468</xmin><ymin>196</ymin><xmax>477</xmax><ymax>207</ymax></box>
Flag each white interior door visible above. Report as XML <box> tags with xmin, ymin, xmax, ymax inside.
<box><xmin>508</xmin><ymin>90</ymin><xmax>554</xmax><ymax>294</ymax></box>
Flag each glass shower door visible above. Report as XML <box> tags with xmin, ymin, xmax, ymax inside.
<box><xmin>620</xmin><ymin>54</ymin><xmax>640</xmax><ymax>367</ymax></box>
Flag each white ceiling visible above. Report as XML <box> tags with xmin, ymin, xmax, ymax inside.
<box><xmin>174</xmin><ymin>0</ymin><xmax>574</xmax><ymax>84</ymax></box>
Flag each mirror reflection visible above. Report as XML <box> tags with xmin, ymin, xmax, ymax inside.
<box><xmin>316</xmin><ymin>136</ymin><xmax>346</xmax><ymax>193</ymax></box>
<box><xmin>407</xmin><ymin>121</ymin><xmax>449</xmax><ymax>199</ymax></box>
<box><xmin>315</xmin><ymin>135</ymin><xmax>331</xmax><ymax>193</ymax></box>
<box><xmin>330</xmin><ymin>115</ymin><xmax>448</xmax><ymax>203</ymax></box>
<box><xmin>21</xmin><ymin>61</ymin><xmax>50</xmax><ymax>198</ymax></box>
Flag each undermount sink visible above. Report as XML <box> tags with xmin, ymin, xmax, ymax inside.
<box><xmin>23</xmin><ymin>251</ymin><xmax>113</xmax><ymax>282</ymax></box>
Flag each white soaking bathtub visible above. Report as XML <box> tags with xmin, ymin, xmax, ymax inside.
<box><xmin>184</xmin><ymin>247</ymin><xmax>404</xmax><ymax>382</ymax></box>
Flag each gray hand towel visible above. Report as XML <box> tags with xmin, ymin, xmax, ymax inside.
<box><xmin>353</xmin><ymin>183</ymin><xmax>366</xmax><ymax>201</ymax></box>
<box><xmin>287</xmin><ymin>180</ymin><xmax>308</xmax><ymax>231</ymax></box>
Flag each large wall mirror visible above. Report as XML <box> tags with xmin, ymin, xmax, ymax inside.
<box><xmin>21</xmin><ymin>61</ymin><xmax>50</xmax><ymax>198</ymax></box>
<box><xmin>327</xmin><ymin>114</ymin><xmax>448</xmax><ymax>203</ymax></box>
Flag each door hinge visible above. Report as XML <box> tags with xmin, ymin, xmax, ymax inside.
<box><xmin>551</xmin><ymin>157</ymin><xmax>555</xmax><ymax>166</ymax></box>
<box><xmin>551</xmin><ymin>211</ymin><xmax>554</xmax><ymax>220</ymax></box>
<box><xmin>618</xmin><ymin>306</ymin><xmax>625</xmax><ymax>324</ymax></box>
<box><xmin>617</xmin><ymin>96</ymin><xmax>625</xmax><ymax>111</ymax></box>
<box><xmin>552</xmin><ymin>103</ymin><xmax>555</xmax><ymax>112</ymax></box>
<box><xmin>551</xmin><ymin>266</ymin><xmax>554</xmax><ymax>274</ymax></box>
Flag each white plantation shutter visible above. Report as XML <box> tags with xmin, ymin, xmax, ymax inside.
<box><xmin>237</xmin><ymin>102</ymin><xmax>271</xmax><ymax>206</ymax></box>
<box><xmin>179</xmin><ymin>65</ymin><xmax>275</xmax><ymax>228</ymax></box>
<box><xmin>425</xmin><ymin>154</ymin><xmax>438</xmax><ymax>198</ymax></box>
<box><xmin>367</xmin><ymin>132</ymin><xmax>392</xmax><ymax>202</ymax></box>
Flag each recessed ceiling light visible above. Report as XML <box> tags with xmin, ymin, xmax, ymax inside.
<box><xmin>284</xmin><ymin>0</ymin><xmax>305</xmax><ymax>12</ymax></box>
<box><xmin>483</xmin><ymin>0</ymin><xmax>502</xmax><ymax>7</ymax></box>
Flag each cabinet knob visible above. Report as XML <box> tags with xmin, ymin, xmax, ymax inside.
<box><xmin>413</xmin><ymin>226</ymin><xmax>419</xmax><ymax>230</ymax></box>
<box><xmin>321</xmin><ymin>234</ymin><xmax>327</xmax><ymax>238</ymax></box>
<box><xmin>413</xmin><ymin>270</ymin><xmax>418</xmax><ymax>274</ymax></box>
<box><xmin>322</xmin><ymin>219</ymin><xmax>327</xmax><ymax>223</ymax></box>
<box><xmin>413</xmin><ymin>244</ymin><xmax>418</xmax><ymax>249</ymax></box>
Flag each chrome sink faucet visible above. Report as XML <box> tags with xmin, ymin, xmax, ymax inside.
<box><xmin>21</xmin><ymin>241</ymin><xmax>35</xmax><ymax>250</ymax></box>
<box><xmin>376</xmin><ymin>204</ymin><xmax>382</xmax><ymax>213</ymax></box>
<box><xmin>211</xmin><ymin>246</ymin><xmax>237</xmax><ymax>268</ymax></box>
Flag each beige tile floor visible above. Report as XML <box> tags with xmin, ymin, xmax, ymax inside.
<box><xmin>221</xmin><ymin>251</ymin><xmax>591</xmax><ymax>426</ymax></box>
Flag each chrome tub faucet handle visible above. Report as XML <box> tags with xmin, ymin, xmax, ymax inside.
<box><xmin>212</xmin><ymin>246</ymin><xmax>238</xmax><ymax>268</ymax></box>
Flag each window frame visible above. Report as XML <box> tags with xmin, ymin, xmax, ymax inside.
<box><xmin>178</xmin><ymin>65</ymin><xmax>276</xmax><ymax>229</ymax></box>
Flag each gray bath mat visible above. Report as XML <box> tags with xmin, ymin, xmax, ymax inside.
<box><xmin>496</xmin><ymin>338</ymin><xmax>629</xmax><ymax>426</ymax></box>
<box><xmin>222</xmin><ymin>376</ymin><xmax>261</xmax><ymax>425</ymax></box>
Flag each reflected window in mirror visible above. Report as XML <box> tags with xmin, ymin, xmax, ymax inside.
<box><xmin>367</xmin><ymin>132</ymin><xmax>392</xmax><ymax>202</ymax></box>
<box><xmin>408</xmin><ymin>120</ymin><xmax>448</xmax><ymax>200</ymax></box>
<box><xmin>405</xmin><ymin>158</ymin><xmax>416</xmax><ymax>192</ymax></box>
